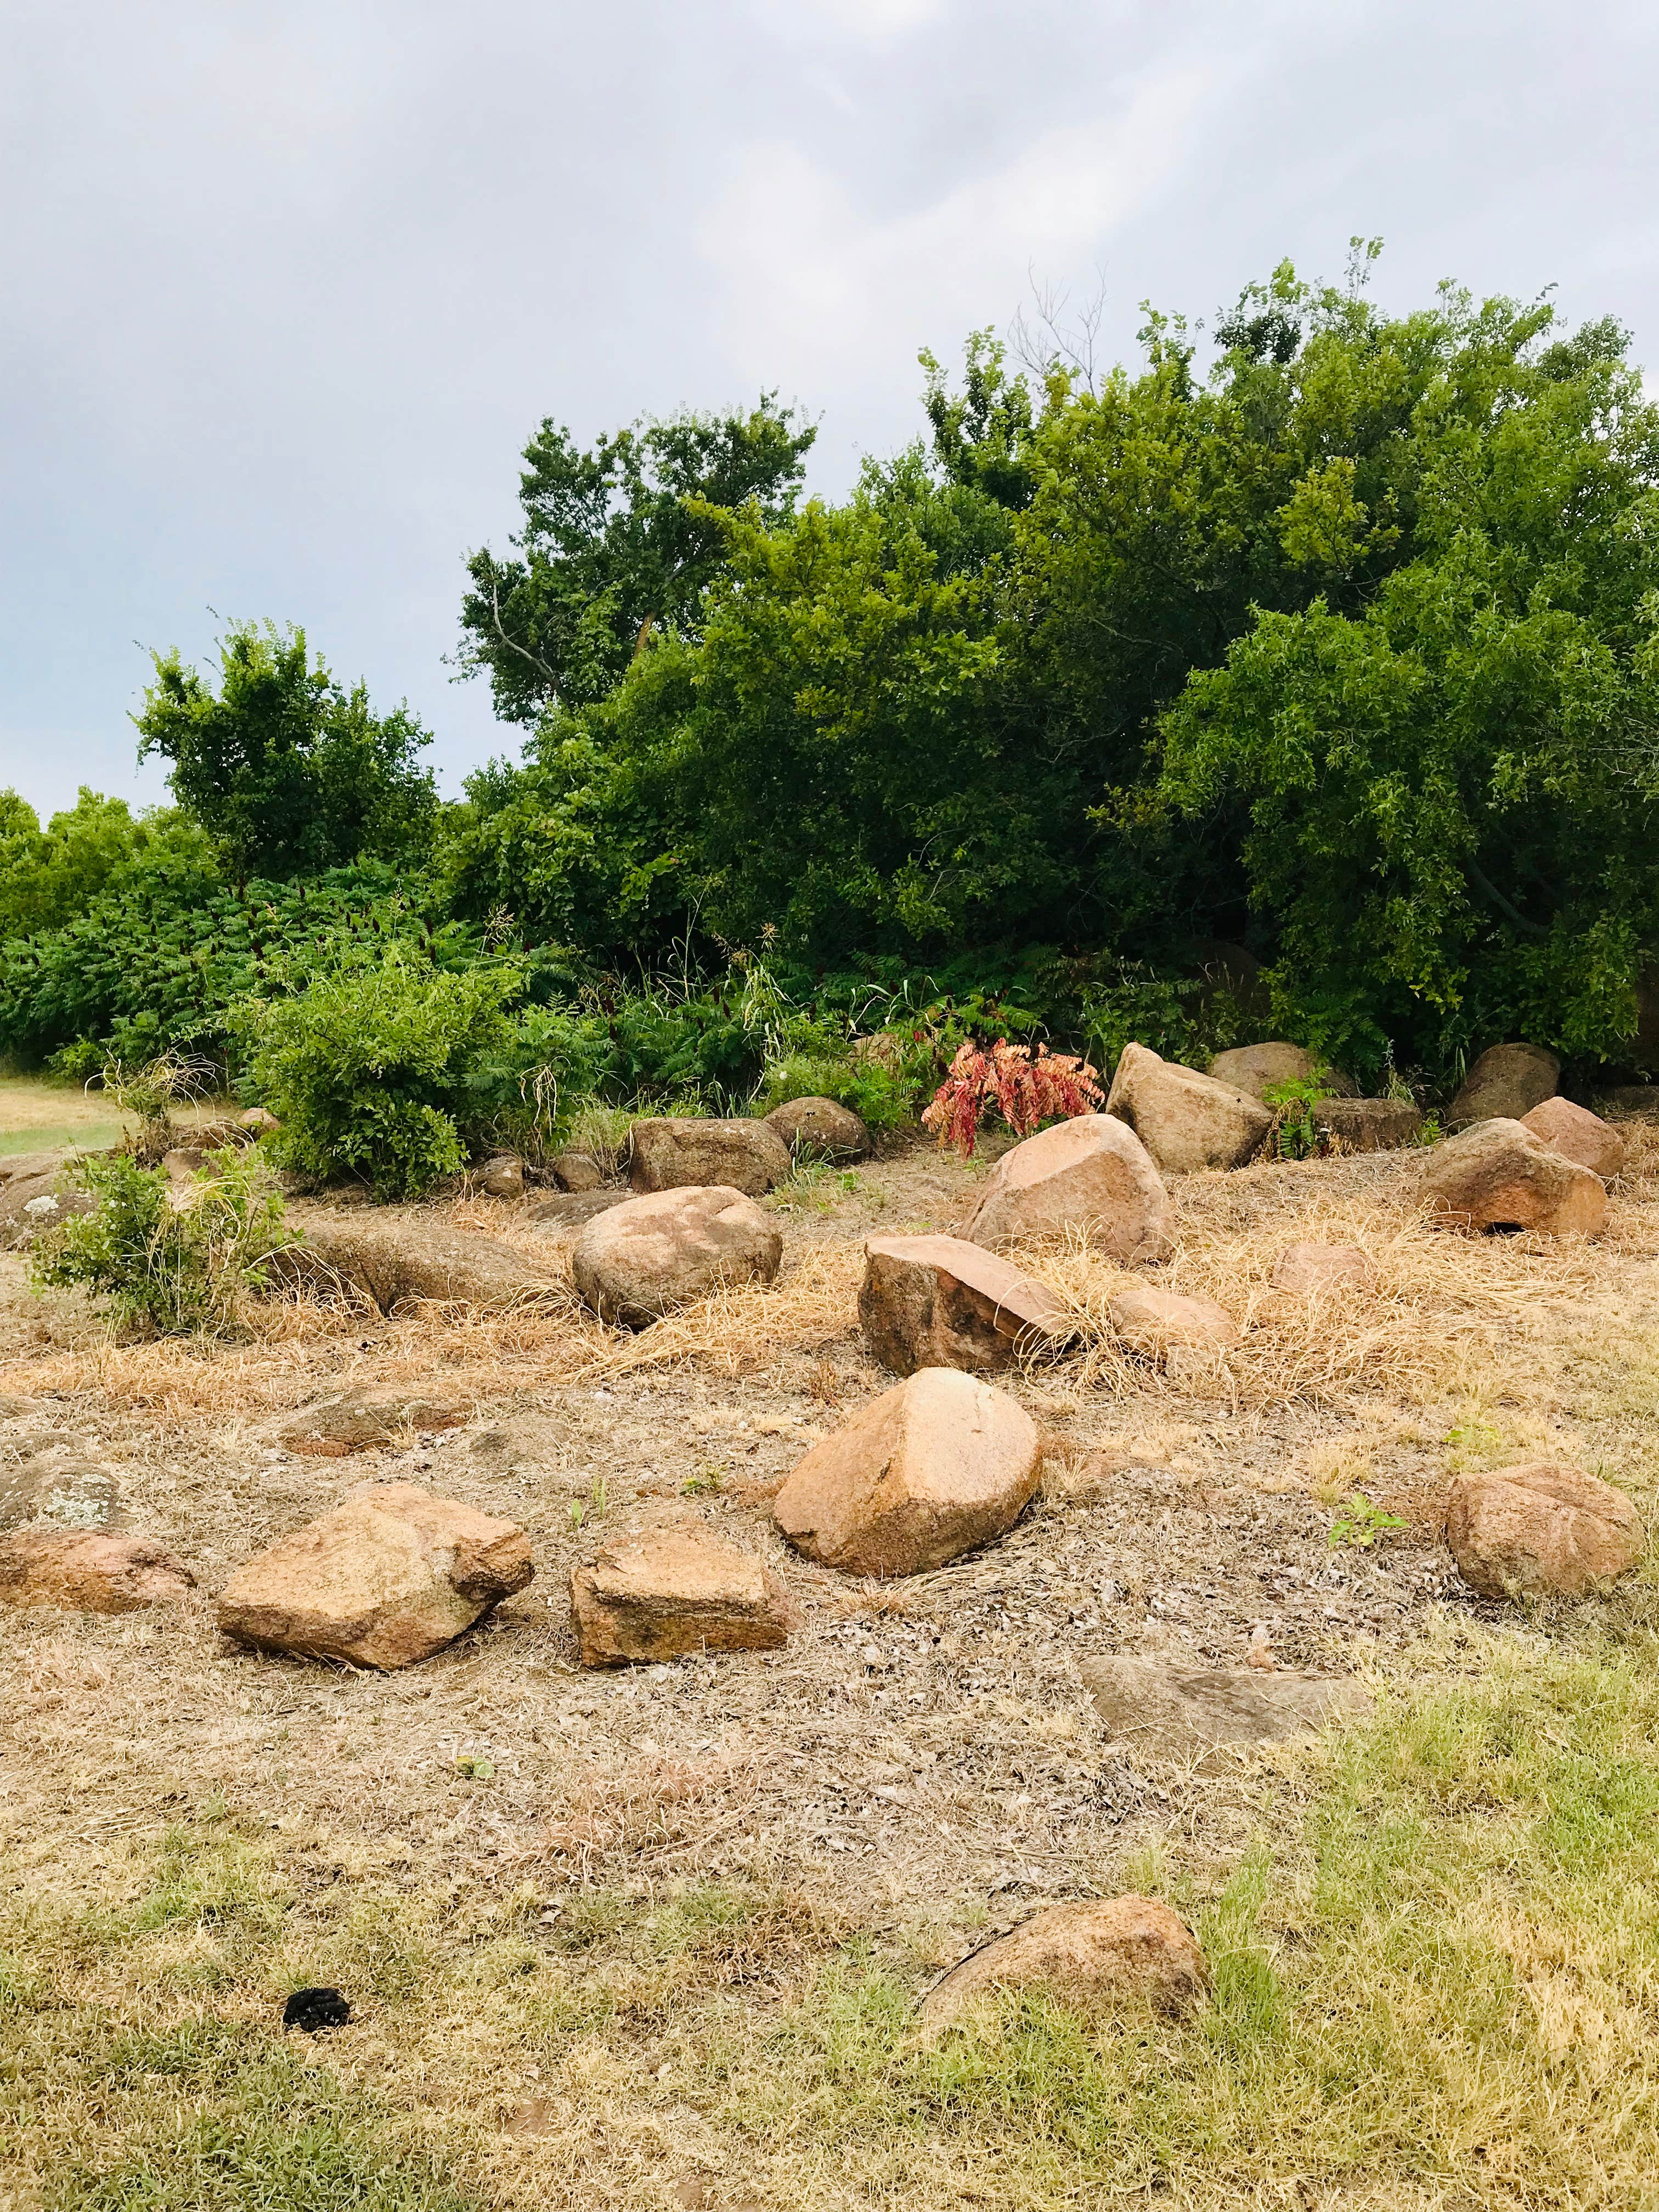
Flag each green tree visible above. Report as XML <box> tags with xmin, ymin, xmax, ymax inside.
<box><xmin>458</xmin><ymin>399</ymin><xmax>817</xmax><ymax>725</ymax></box>
<box><xmin>135</xmin><ymin>622</ymin><xmax>437</xmax><ymax>881</ymax></box>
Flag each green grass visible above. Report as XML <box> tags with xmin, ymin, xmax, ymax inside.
<box><xmin>5</xmin><ymin>1631</ymin><xmax>1658</xmax><ymax>2208</ymax></box>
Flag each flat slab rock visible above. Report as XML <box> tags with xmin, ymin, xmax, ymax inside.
<box><xmin>1271</xmin><ymin>1241</ymin><xmax>1372</xmax><ymax>1295</ymax></box>
<box><xmin>859</xmin><ymin>1234</ymin><xmax>1075</xmax><ymax>1376</ymax></box>
<box><xmin>283</xmin><ymin>1214</ymin><xmax>558</xmax><ymax>1314</ymax></box>
<box><xmin>275</xmin><ymin>1385</ymin><xmax>467</xmax><ymax>1458</ymax></box>
<box><xmin>628</xmin><ymin>1117</ymin><xmax>791</xmax><ymax>1198</ymax></box>
<box><xmin>571</xmin><ymin>1522</ymin><xmax>789</xmax><ymax>1666</ymax></box>
<box><xmin>216</xmin><ymin>1481</ymin><xmax>533</xmax><ymax>1668</ymax></box>
<box><xmin>529</xmin><ymin>1188</ymin><xmax>630</xmax><ymax>1231</ymax></box>
<box><xmin>774</xmin><ymin>1367</ymin><xmax>1041</xmax><ymax>1577</ymax></box>
<box><xmin>1081</xmin><ymin>1656</ymin><xmax>1369</xmax><ymax>1764</ymax></box>
<box><xmin>961</xmin><ymin>1113</ymin><xmax>1173</xmax><ymax>1262</ymax></box>
<box><xmin>1107</xmin><ymin>1281</ymin><xmax>1238</xmax><ymax>1358</ymax></box>
<box><xmin>1316</xmin><ymin>1097</ymin><xmax>1424</xmax><ymax>1151</ymax></box>
<box><xmin>1446</xmin><ymin>1462</ymin><xmax>1643</xmax><ymax>1599</ymax></box>
<box><xmin>0</xmin><ymin>1529</ymin><xmax>195</xmax><ymax>1614</ymax></box>
<box><xmin>920</xmin><ymin>1896</ymin><xmax>1210</xmax><ymax>2032</ymax></box>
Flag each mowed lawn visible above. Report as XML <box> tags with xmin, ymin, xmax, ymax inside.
<box><xmin>0</xmin><ymin>1074</ymin><xmax>238</xmax><ymax>1156</ymax></box>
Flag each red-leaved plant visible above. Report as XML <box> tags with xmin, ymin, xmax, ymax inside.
<box><xmin>922</xmin><ymin>1039</ymin><xmax>1104</xmax><ymax>1159</ymax></box>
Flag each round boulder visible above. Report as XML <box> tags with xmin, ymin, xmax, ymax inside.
<box><xmin>961</xmin><ymin>1113</ymin><xmax>1172</xmax><ymax>1261</ymax></box>
<box><xmin>572</xmin><ymin>1184</ymin><xmax>782</xmax><ymax>1327</ymax></box>
<box><xmin>1419</xmin><ymin>1119</ymin><xmax>1607</xmax><ymax>1237</ymax></box>
<box><xmin>1448</xmin><ymin>1042</ymin><xmax>1560</xmax><ymax>1127</ymax></box>
<box><xmin>763</xmin><ymin>1096</ymin><xmax>872</xmax><ymax>1161</ymax></box>
<box><xmin>1520</xmin><ymin>1096</ymin><xmax>1626</xmax><ymax>1181</ymax></box>
<box><xmin>1446</xmin><ymin>1462</ymin><xmax>1643</xmax><ymax>1600</ymax></box>
<box><xmin>628</xmin><ymin>1117</ymin><xmax>791</xmax><ymax>1198</ymax></box>
<box><xmin>1209</xmin><ymin>1042</ymin><xmax>1356</xmax><ymax>1102</ymax></box>
<box><xmin>919</xmin><ymin>1897</ymin><xmax>1210</xmax><ymax>2033</ymax></box>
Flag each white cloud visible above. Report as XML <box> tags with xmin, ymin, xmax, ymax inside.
<box><xmin>697</xmin><ymin>63</ymin><xmax>1217</xmax><ymax>390</ymax></box>
<box><xmin>751</xmin><ymin>0</ymin><xmax>949</xmax><ymax>47</ymax></box>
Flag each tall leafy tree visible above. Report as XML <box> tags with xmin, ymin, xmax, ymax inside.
<box><xmin>458</xmin><ymin>400</ymin><xmax>817</xmax><ymax>725</ymax></box>
<box><xmin>136</xmin><ymin>622</ymin><xmax>437</xmax><ymax>881</ymax></box>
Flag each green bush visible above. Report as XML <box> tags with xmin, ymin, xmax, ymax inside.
<box><xmin>230</xmin><ymin>949</ymin><xmax>520</xmax><ymax>1199</ymax></box>
<box><xmin>30</xmin><ymin>1149</ymin><xmax>289</xmax><ymax>1336</ymax></box>
<box><xmin>754</xmin><ymin>1049</ymin><xmax>913</xmax><ymax>1131</ymax></box>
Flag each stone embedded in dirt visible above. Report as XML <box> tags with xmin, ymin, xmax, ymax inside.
<box><xmin>475</xmin><ymin>1154</ymin><xmax>526</xmax><ymax>1200</ymax></box>
<box><xmin>772</xmin><ymin>1367</ymin><xmax>1041</xmax><ymax>1577</ymax></box>
<box><xmin>530</xmin><ymin>1189</ymin><xmax>631</xmax><ymax>1231</ymax></box>
<box><xmin>1270</xmin><ymin>1242</ymin><xmax>1372</xmax><ymax>1295</ymax></box>
<box><xmin>0</xmin><ymin>1149</ymin><xmax>71</xmax><ymax>1186</ymax></box>
<box><xmin>918</xmin><ymin>1896</ymin><xmax>1210</xmax><ymax>2032</ymax></box>
<box><xmin>628</xmin><ymin>1117</ymin><xmax>792</xmax><ymax>1198</ymax></box>
<box><xmin>0</xmin><ymin>1528</ymin><xmax>195</xmax><ymax>1613</ymax></box>
<box><xmin>0</xmin><ymin>1454</ymin><xmax>121</xmax><ymax>1533</ymax></box>
<box><xmin>859</xmin><ymin>1234</ymin><xmax>1075</xmax><ymax>1376</ymax></box>
<box><xmin>275</xmin><ymin>1385</ymin><xmax>466</xmax><ymax>1458</ymax></box>
<box><xmin>549</xmin><ymin>1149</ymin><xmax>605</xmax><ymax>1192</ymax></box>
<box><xmin>0</xmin><ymin>1171</ymin><xmax>98</xmax><ymax>1250</ymax></box>
<box><xmin>1419</xmin><ymin>1118</ymin><xmax>1607</xmax><ymax>1237</ymax></box>
<box><xmin>572</xmin><ymin>1184</ymin><xmax>783</xmax><ymax>1328</ymax></box>
<box><xmin>1106</xmin><ymin>1281</ymin><xmax>1239</xmax><ymax>1359</ymax></box>
<box><xmin>1520</xmin><ymin>1096</ymin><xmax>1626</xmax><ymax>1180</ymax></box>
<box><xmin>570</xmin><ymin>1521</ymin><xmax>790</xmax><ymax>1665</ymax></box>
<box><xmin>1081</xmin><ymin>1656</ymin><xmax>1369</xmax><ymax>1764</ymax></box>
<box><xmin>1314</xmin><ymin>1097</ymin><xmax>1425</xmax><ymax>1151</ymax></box>
<box><xmin>1448</xmin><ymin>1041</ymin><xmax>1560</xmax><ymax>1127</ymax></box>
<box><xmin>1207</xmin><ymin>1042</ymin><xmax>1356</xmax><ymax>1101</ymax></box>
<box><xmin>1444</xmin><ymin>1462</ymin><xmax>1643</xmax><ymax>1600</ymax></box>
<box><xmin>281</xmin><ymin>1214</ymin><xmax>557</xmax><ymax>1313</ymax></box>
<box><xmin>1105</xmin><ymin>1042</ymin><xmax>1274</xmax><ymax>1175</ymax></box>
<box><xmin>961</xmin><ymin>1113</ymin><xmax>1173</xmax><ymax>1262</ymax></box>
<box><xmin>216</xmin><ymin>1481</ymin><xmax>533</xmax><ymax>1668</ymax></box>
<box><xmin>239</xmin><ymin>1107</ymin><xmax>281</xmax><ymax>1137</ymax></box>
<box><xmin>763</xmin><ymin>1096</ymin><xmax>872</xmax><ymax>1161</ymax></box>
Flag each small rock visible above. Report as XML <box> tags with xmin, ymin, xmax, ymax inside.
<box><xmin>773</xmin><ymin>1367</ymin><xmax>1041</xmax><ymax>1577</ymax></box>
<box><xmin>961</xmin><ymin>1113</ymin><xmax>1173</xmax><ymax>1262</ymax></box>
<box><xmin>628</xmin><ymin>1118</ymin><xmax>791</xmax><ymax>1198</ymax></box>
<box><xmin>280</xmin><ymin>1215</ymin><xmax>558</xmax><ymax>1313</ymax></box>
<box><xmin>1106</xmin><ymin>1282</ymin><xmax>1238</xmax><ymax>1360</ymax></box>
<box><xmin>1315</xmin><ymin>1097</ymin><xmax>1425</xmax><ymax>1152</ymax></box>
<box><xmin>572</xmin><ymin>1186</ymin><xmax>783</xmax><ymax>1328</ymax></box>
<box><xmin>1105</xmin><ymin>1042</ymin><xmax>1274</xmax><ymax>1175</ymax></box>
<box><xmin>1081</xmin><ymin>1656</ymin><xmax>1368</xmax><ymax>1765</ymax></box>
<box><xmin>1520</xmin><ymin>1096</ymin><xmax>1626</xmax><ymax>1180</ymax></box>
<box><xmin>1270</xmin><ymin>1242</ymin><xmax>1372</xmax><ymax>1295</ymax></box>
<box><xmin>549</xmin><ymin>1149</ymin><xmax>605</xmax><ymax>1193</ymax></box>
<box><xmin>216</xmin><ymin>1481</ymin><xmax>533</xmax><ymax>1668</ymax></box>
<box><xmin>275</xmin><ymin>1386</ymin><xmax>466</xmax><ymax>1458</ymax></box>
<box><xmin>239</xmin><ymin>1107</ymin><xmax>281</xmax><ymax>1138</ymax></box>
<box><xmin>1448</xmin><ymin>1042</ymin><xmax>1560</xmax><ymax>1127</ymax></box>
<box><xmin>570</xmin><ymin>1522</ymin><xmax>789</xmax><ymax>1666</ymax></box>
<box><xmin>0</xmin><ymin>1529</ymin><xmax>194</xmax><ymax>1613</ymax></box>
<box><xmin>1419</xmin><ymin>1119</ymin><xmax>1607</xmax><ymax>1237</ymax></box>
<box><xmin>919</xmin><ymin>1897</ymin><xmax>1210</xmax><ymax>2032</ymax></box>
<box><xmin>859</xmin><ymin>1234</ymin><xmax>1075</xmax><ymax>1375</ymax></box>
<box><xmin>763</xmin><ymin>1096</ymin><xmax>872</xmax><ymax>1161</ymax></box>
<box><xmin>1207</xmin><ymin>1043</ymin><xmax>1356</xmax><ymax>1101</ymax></box>
<box><xmin>1445</xmin><ymin>1462</ymin><xmax>1643</xmax><ymax>1600</ymax></box>
<box><xmin>476</xmin><ymin>1154</ymin><xmax>526</xmax><ymax>1200</ymax></box>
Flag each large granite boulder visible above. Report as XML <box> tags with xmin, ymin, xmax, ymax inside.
<box><xmin>1445</xmin><ymin>1463</ymin><xmax>1643</xmax><ymax>1600</ymax></box>
<box><xmin>773</xmin><ymin>1367</ymin><xmax>1040</xmax><ymax>1577</ymax></box>
<box><xmin>572</xmin><ymin>1185</ymin><xmax>782</xmax><ymax>1327</ymax></box>
<box><xmin>1419</xmin><ymin>1120</ymin><xmax>1607</xmax><ymax>1237</ymax></box>
<box><xmin>628</xmin><ymin>1118</ymin><xmax>791</xmax><ymax>1198</ymax></box>
<box><xmin>763</xmin><ymin>1096</ymin><xmax>872</xmax><ymax>1162</ymax></box>
<box><xmin>1520</xmin><ymin>1096</ymin><xmax>1626</xmax><ymax>1180</ymax></box>
<box><xmin>1208</xmin><ymin>1043</ymin><xmax>1356</xmax><ymax>1101</ymax></box>
<box><xmin>1105</xmin><ymin>1043</ymin><xmax>1273</xmax><ymax>1174</ymax></box>
<box><xmin>1448</xmin><ymin>1042</ymin><xmax>1560</xmax><ymax>1127</ymax></box>
<box><xmin>570</xmin><ymin>1522</ymin><xmax>789</xmax><ymax>1665</ymax></box>
<box><xmin>284</xmin><ymin>1215</ymin><xmax>556</xmax><ymax>1313</ymax></box>
<box><xmin>859</xmin><ymin>1234</ymin><xmax>1075</xmax><ymax>1376</ymax></box>
<box><xmin>961</xmin><ymin>1114</ymin><xmax>1172</xmax><ymax>1261</ymax></box>
<box><xmin>919</xmin><ymin>1898</ymin><xmax>1210</xmax><ymax>2033</ymax></box>
<box><xmin>217</xmin><ymin>1481</ymin><xmax>532</xmax><ymax>1668</ymax></box>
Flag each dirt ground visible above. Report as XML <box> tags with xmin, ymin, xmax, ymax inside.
<box><xmin>4</xmin><ymin>1120</ymin><xmax>1659</xmax><ymax>2207</ymax></box>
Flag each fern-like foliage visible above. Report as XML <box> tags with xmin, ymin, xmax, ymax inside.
<box><xmin>921</xmin><ymin>1038</ymin><xmax>1103</xmax><ymax>1158</ymax></box>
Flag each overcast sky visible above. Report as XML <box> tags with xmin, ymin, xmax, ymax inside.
<box><xmin>3</xmin><ymin>0</ymin><xmax>1656</xmax><ymax>819</ymax></box>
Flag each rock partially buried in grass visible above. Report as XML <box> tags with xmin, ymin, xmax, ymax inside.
<box><xmin>1448</xmin><ymin>1042</ymin><xmax>1560</xmax><ymax>1127</ymax></box>
<box><xmin>283</xmin><ymin>1215</ymin><xmax>556</xmax><ymax>1313</ymax></box>
<box><xmin>859</xmin><ymin>1234</ymin><xmax>1075</xmax><ymax>1376</ymax></box>
<box><xmin>475</xmin><ymin>1154</ymin><xmax>526</xmax><ymax>1199</ymax></box>
<box><xmin>571</xmin><ymin>1523</ymin><xmax>789</xmax><ymax>1665</ymax></box>
<box><xmin>763</xmin><ymin>1096</ymin><xmax>872</xmax><ymax>1162</ymax></box>
<box><xmin>919</xmin><ymin>1897</ymin><xmax>1210</xmax><ymax>2033</ymax></box>
<box><xmin>1270</xmin><ymin>1242</ymin><xmax>1372</xmax><ymax>1295</ymax></box>
<box><xmin>1445</xmin><ymin>1462</ymin><xmax>1643</xmax><ymax>1600</ymax></box>
<box><xmin>1520</xmin><ymin>1096</ymin><xmax>1626</xmax><ymax>1181</ymax></box>
<box><xmin>572</xmin><ymin>1185</ymin><xmax>782</xmax><ymax>1327</ymax></box>
<box><xmin>1419</xmin><ymin>1119</ymin><xmax>1607</xmax><ymax>1237</ymax></box>
<box><xmin>0</xmin><ymin>1171</ymin><xmax>98</xmax><ymax>1251</ymax></box>
<box><xmin>0</xmin><ymin>1529</ymin><xmax>195</xmax><ymax>1614</ymax></box>
<box><xmin>275</xmin><ymin>1386</ymin><xmax>466</xmax><ymax>1458</ymax></box>
<box><xmin>772</xmin><ymin>1367</ymin><xmax>1041</xmax><ymax>1577</ymax></box>
<box><xmin>628</xmin><ymin>1118</ymin><xmax>791</xmax><ymax>1198</ymax></box>
<box><xmin>961</xmin><ymin>1114</ymin><xmax>1173</xmax><ymax>1262</ymax></box>
<box><xmin>1106</xmin><ymin>1281</ymin><xmax>1238</xmax><ymax>1362</ymax></box>
<box><xmin>0</xmin><ymin>1454</ymin><xmax>121</xmax><ymax>1533</ymax></box>
<box><xmin>1208</xmin><ymin>1042</ymin><xmax>1356</xmax><ymax>1101</ymax></box>
<box><xmin>1081</xmin><ymin>1656</ymin><xmax>1369</xmax><ymax>1766</ymax></box>
<box><xmin>549</xmin><ymin>1149</ymin><xmax>605</xmax><ymax>1192</ymax></box>
<box><xmin>216</xmin><ymin>1481</ymin><xmax>533</xmax><ymax>1668</ymax></box>
<box><xmin>1105</xmin><ymin>1042</ymin><xmax>1274</xmax><ymax>1174</ymax></box>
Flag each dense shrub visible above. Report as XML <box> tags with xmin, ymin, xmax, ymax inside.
<box><xmin>31</xmin><ymin>1149</ymin><xmax>289</xmax><ymax>1336</ymax></box>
